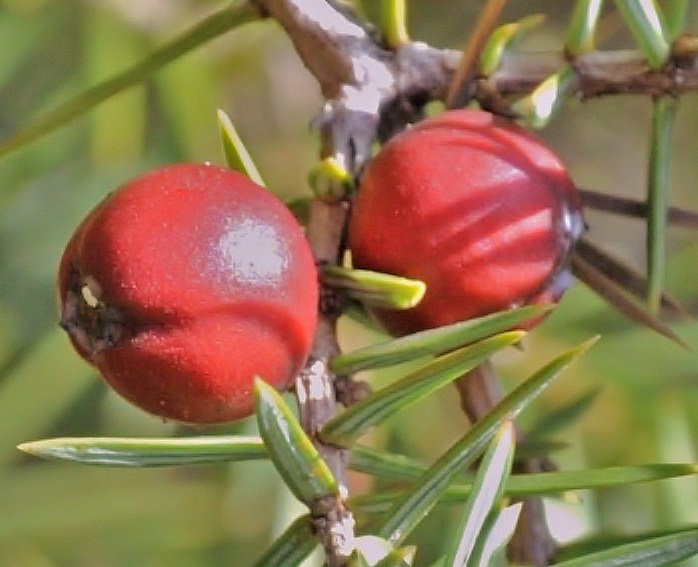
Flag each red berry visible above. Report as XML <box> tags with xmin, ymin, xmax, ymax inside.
<box><xmin>57</xmin><ymin>163</ymin><xmax>318</xmax><ymax>424</ymax></box>
<box><xmin>348</xmin><ymin>109</ymin><xmax>584</xmax><ymax>336</ymax></box>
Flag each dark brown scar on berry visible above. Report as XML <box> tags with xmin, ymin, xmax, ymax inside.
<box><xmin>59</xmin><ymin>266</ymin><xmax>125</xmax><ymax>356</ymax></box>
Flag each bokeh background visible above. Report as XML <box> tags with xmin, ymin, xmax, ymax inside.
<box><xmin>1</xmin><ymin>1</ymin><xmax>697</xmax><ymax>565</ymax></box>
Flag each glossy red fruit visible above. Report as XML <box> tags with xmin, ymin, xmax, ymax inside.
<box><xmin>348</xmin><ymin>109</ymin><xmax>584</xmax><ymax>336</ymax></box>
<box><xmin>58</xmin><ymin>163</ymin><xmax>318</xmax><ymax>424</ymax></box>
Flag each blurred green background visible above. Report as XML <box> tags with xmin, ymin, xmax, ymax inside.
<box><xmin>0</xmin><ymin>1</ymin><xmax>697</xmax><ymax>565</ymax></box>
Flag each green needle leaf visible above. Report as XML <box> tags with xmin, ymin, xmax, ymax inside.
<box><xmin>321</xmin><ymin>331</ymin><xmax>525</xmax><ymax>447</ymax></box>
<box><xmin>348</xmin><ymin>551</ymin><xmax>372</xmax><ymax>567</ymax></box>
<box><xmin>664</xmin><ymin>0</ymin><xmax>690</xmax><ymax>39</ymax></box>
<box><xmin>350</xmin><ymin>536</ymin><xmax>412</xmax><ymax>566</ymax></box>
<box><xmin>321</xmin><ymin>265</ymin><xmax>426</xmax><ymax>310</ymax></box>
<box><xmin>470</xmin><ymin>502</ymin><xmax>523</xmax><ymax>567</ymax></box>
<box><xmin>17</xmin><ymin>435</ymin><xmax>267</xmax><ymax>467</ymax></box>
<box><xmin>350</xmin><ymin>445</ymin><xmax>428</xmax><ymax>483</ymax></box>
<box><xmin>646</xmin><ymin>96</ymin><xmax>677</xmax><ymax>313</ymax></box>
<box><xmin>380</xmin><ymin>0</ymin><xmax>410</xmax><ymax>48</ymax></box>
<box><xmin>444</xmin><ymin>421</ymin><xmax>515</xmax><ymax>567</ymax></box>
<box><xmin>566</xmin><ymin>0</ymin><xmax>604</xmax><ymax>56</ymax></box>
<box><xmin>503</xmin><ymin>463</ymin><xmax>698</xmax><ymax>496</ymax></box>
<box><xmin>330</xmin><ymin>305</ymin><xmax>549</xmax><ymax>375</ymax></box>
<box><xmin>217</xmin><ymin>108</ymin><xmax>265</xmax><ymax>186</ymax></box>
<box><xmin>349</xmin><ymin>462</ymin><xmax>698</xmax><ymax>523</ymax></box>
<box><xmin>555</xmin><ymin>527</ymin><xmax>698</xmax><ymax>566</ymax></box>
<box><xmin>374</xmin><ymin>546</ymin><xmax>416</xmax><ymax>567</ymax></box>
<box><xmin>513</xmin><ymin>65</ymin><xmax>578</xmax><ymax>128</ymax></box>
<box><xmin>254</xmin><ymin>378</ymin><xmax>338</xmax><ymax>504</ymax></box>
<box><xmin>0</xmin><ymin>1</ymin><xmax>257</xmax><ymax>158</ymax></box>
<box><xmin>480</xmin><ymin>14</ymin><xmax>546</xmax><ymax>76</ymax></box>
<box><xmin>375</xmin><ymin>337</ymin><xmax>596</xmax><ymax>545</ymax></box>
<box><xmin>614</xmin><ymin>0</ymin><xmax>670</xmax><ymax>69</ymax></box>
<box><xmin>252</xmin><ymin>514</ymin><xmax>318</xmax><ymax>567</ymax></box>
<box><xmin>349</xmin><ymin>455</ymin><xmax>698</xmax><ymax>511</ymax></box>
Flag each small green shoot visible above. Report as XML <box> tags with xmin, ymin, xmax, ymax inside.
<box><xmin>321</xmin><ymin>265</ymin><xmax>426</xmax><ymax>310</ymax></box>
<box><xmin>217</xmin><ymin>108</ymin><xmax>265</xmax><ymax>186</ymax></box>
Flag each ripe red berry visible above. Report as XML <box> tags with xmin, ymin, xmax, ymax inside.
<box><xmin>348</xmin><ymin>109</ymin><xmax>584</xmax><ymax>336</ymax></box>
<box><xmin>58</xmin><ymin>163</ymin><xmax>318</xmax><ymax>424</ymax></box>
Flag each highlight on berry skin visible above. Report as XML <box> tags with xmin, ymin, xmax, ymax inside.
<box><xmin>348</xmin><ymin>109</ymin><xmax>585</xmax><ymax>336</ymax></box>
<box><xmin>56</xmin><ymin>163</ymin><xmax>318</xmax><ymax>425</ymax></box>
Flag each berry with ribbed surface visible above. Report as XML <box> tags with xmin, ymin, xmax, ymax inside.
<box><xmin>348</xmin><ymin>109</ymin><xmax>584</xmax><ymax>336</ymax></box>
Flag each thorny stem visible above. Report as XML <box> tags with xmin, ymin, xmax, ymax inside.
<box><xmin>297</xmin><ymin>200</ymin><xmax>353</xmax><ymax>565</ymax></box>
<box><xmin>250</xmin><ymin>1</ymin><xmax>393</xmax><ymax>563</ymax></box>
<box><xmin>247</xmin><ymin>1</ymin><xmax>698</xmax><ymax>564</ymax></box>
<box><xmin>250</xmin><ymin>2</ymin><xmax>461</xmax><ymax>564</ymax></box>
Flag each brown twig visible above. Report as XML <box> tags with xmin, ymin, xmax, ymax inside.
<box><xmin>245</xmin><ymin>1</ymin><xmax>698</xmax><ymax>564</ymax></box>
<box><xmin>482</xmin><ymin>48</ymin><xmax>698</xmax><ymax>102</ymax></box>
<box><xmin>250</xmin><ymin>1</ymin><xmax>394</xmax><ymax>563</ymax></box>
<box><xmin>445</xmin><ymin>0</ymin><xmax>509</xmax><ymax>108</ymax></box>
